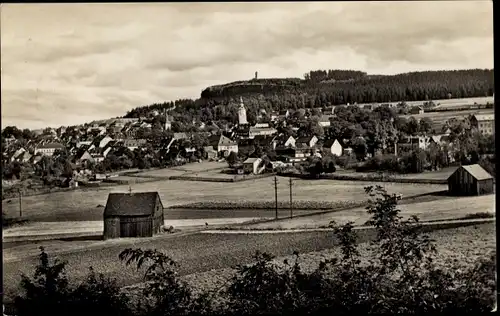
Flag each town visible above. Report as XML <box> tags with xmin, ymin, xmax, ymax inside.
<box><xmin>1</xmin><ymin>93</ymin><xmax>495</xmax><ymax>196</ymax></box>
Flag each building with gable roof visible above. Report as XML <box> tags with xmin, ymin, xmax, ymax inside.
<box><xmin>447</xmin><ymin>164</ymin><xmax>494</xmax><ymax>196</ymax></box>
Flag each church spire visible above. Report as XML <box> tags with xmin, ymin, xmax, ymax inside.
<box><xmin>238</xmin><ymin>97</ymin><xmax>247</xmax><ymax>125</ymax></box>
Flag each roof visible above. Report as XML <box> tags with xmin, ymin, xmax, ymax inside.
<box><xmin>473</xmin><ymin>114</ymin><xmax>494</xmax><ymax>121</ymax></box>
<box><xmin>37</xmin><ymin>143</ymin><xmax>64</xmax><ymax>149</ymax></box>
<box><xmin>243</xmin><ymin>157</ymin><xmax>261</xmax><ymax>164</ymax></box>
<box><xmin>323</xmin><ymin>139</ymin><xmax>342</xmax><ymax>148</ymax></box>
<box><xmin>219</xmin><ymin>135</ymin><xmax>237</xmax><ymax>146</ymax></box>
<box><xmin>449</xmin><ymin>164</ymin><xmax>493</xmax><ymax>181</ymax></box>
<box><xmin>104</xmin><ymin>192</ymin><xmax>162</xmax><ymax>217</ymax></box>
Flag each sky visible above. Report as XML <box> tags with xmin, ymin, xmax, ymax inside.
<box><xmin>0</xmin><ymin>1</ymin><xmax>494</xmax><ymax>130</ymax></box>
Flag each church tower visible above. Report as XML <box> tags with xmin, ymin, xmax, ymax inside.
<box><xmin>164</xmin><ymin>108</ymin><xmax>172</xmax><ymax>131</ymax></box>
<box><xmin>238</xmin><ymin>97</ymin><xmax>248</xmax><ymax>125</ymax></box>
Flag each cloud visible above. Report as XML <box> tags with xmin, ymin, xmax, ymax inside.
<box><xmin>0</xmin><ymin>2</ymin><xmax>493</xmax><ymax>129</ymax></box>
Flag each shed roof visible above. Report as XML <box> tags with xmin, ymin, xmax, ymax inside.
<box><xmin>448</xmin><ymin>164</ymin><xmax>493</xmax><ymax>181</ymax></box>
<box><xmin>104</xmin><ymin>192</ymin><xmax>162</xmax><ymax>217</ymax></box>
<box><xmin>243</xmin><ymin>157</ymin><xmax>261</xmax><ymax>164</ymax></box>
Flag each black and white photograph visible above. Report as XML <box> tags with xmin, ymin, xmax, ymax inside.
<box><xmin>1</xmin><ymin>1</ymin><xmax>496</xmax><ymax>315</ymax></box>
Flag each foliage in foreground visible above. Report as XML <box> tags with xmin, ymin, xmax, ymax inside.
<box><xmin>13</xmin><ymin>186</ymin><xmax>496</xmax><ymax>315</ymax></box>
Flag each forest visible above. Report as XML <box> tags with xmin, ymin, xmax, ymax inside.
<box><xmin>124</xmin><ymin>69</ymin><xmax>494</xmax><ymax>127</ymax></box>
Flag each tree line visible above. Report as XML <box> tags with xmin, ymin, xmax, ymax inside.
<box><xmin>125</xmin><ymin>69</ymin><xmax>493</xmax><ymax>127</ymax></box>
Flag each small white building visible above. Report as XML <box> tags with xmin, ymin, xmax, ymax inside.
<box><xmin>243</xmin><ymin>157</ymin><xmax>263</xmax><ymax>174</ymax></box>
<box><xmin>322</xmin><ymin>139</ymin><xmax>343</xmax><ymax>156</ymax></box>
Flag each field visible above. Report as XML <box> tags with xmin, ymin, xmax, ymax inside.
<box><xmin>178</xmin><ymin>222</ymin><xmax>496</xmax><ymax>296</ymax></box>
<box><xmin>336</xmin><ymin>167</ymin><xmax>457</xmax><ymax>182</ymax></box>
<box><xmin>355</xmin><ymin>96</ymin><xmax>494</xmax><ymax>109</ymax></box>
<box><xmin>2</xmin><ymin>177</ymin><xmax>446</xmax><ymax>222</ymax></box>
<box><xmin>400</xmin><ymin>108</ymin><xmax>494</xmax><ymax>131</ymax></box>
<box><xmin>3</xmin><ymin>222</ymin><xmax>495</xmax><ymax>303</ymax></box>
<box><xmin>235</xmin><ymin>194</ymin><xmax>495</xmax><ymax>230</ymax></box>
<box><xmin>133</xmin><ymin>161</ymin><xmax>226</xmax><ymax>178</ymax></box>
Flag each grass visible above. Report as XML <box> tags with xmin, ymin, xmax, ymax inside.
<box><xmin>1</xmin><ymin>177</ymin><xmax>446</xmax><ymax>222</ymax></box>
<box><xmin>235</xmin><ymin>194</ymin><xmax>495</xmax><ymax>230</ymax></box>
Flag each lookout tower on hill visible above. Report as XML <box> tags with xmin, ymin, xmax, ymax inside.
<box><xmin>255</xmin><ymin>71</ymin><xmax>258</xmax><ymax>80</ymax></box>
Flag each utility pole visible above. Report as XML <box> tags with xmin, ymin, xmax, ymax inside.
<box><xmin>273</xmin><ymin>176</ymin><xmax>278</xmax><ymax>219</ymax></box>
<box><xmin>18</xmin><ymin>188</ymin><xmax>22</xmax><ymax>218</ymax></box>
<box><xmin>289</xmin><ymin>177</ymin><xmax>293</xmax><ymax>218</ymax></box>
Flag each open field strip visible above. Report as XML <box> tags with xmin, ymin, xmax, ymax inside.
<box><xmin>2</xmin><ymin>218</ymin><xmax>267</xmax><ymax>239</ymax></box>
<box><xmin>2</xmin><ymin>178</ymin><xmax>446</xmax><ymax>222</ymax></box>
<box><xmin>336</xmin><ymin>167</ymin><xmax>457</xmax><ymax>181</ymax></box>
<box><xmin>231</xmin><ymin>194</ymin><xmax>494</xmax><ymax>230</ymax></box>
<box><xmin>3</xmin><ymin>221</ymin><xmax>494</xmax><ymax>303</ymax></box>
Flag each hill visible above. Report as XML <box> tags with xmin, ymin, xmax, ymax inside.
<box><xmin>124</xmin><ymin>69</ymin><xmax>494</xmax><ymax>125</ymax></box>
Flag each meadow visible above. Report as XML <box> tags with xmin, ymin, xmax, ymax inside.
<box><xmin>400</xmin><ymin>108</ymin><xmax>494</xmax><ymax>131</ymax></box>
<box><xmin>235</xmin><ymin>194</ymin><xmax>495</xmax><ymax>230</ymax></box>
<box><xmin>2</xmin><ymin>177</ymin><xmax>446</xmax><ymax>222</ymax></box>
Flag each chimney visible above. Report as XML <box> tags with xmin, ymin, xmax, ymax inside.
<box><xmin>255</xmin><ymin>71</ymin><xmax>258</xmax><ymax>80</ymax></box>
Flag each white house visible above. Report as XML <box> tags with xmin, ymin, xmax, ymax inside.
<box><xmin>99</xmin><ymin>136</ymin><xmax>113</xmax><ymax>148</ymax></box>
<box><xmin>243</xmin><ymin>157</ymin><xmax>263</xmax><ymax>174</ymax></box>
<box><xmin>273</xmin><ymin>135</ymin><xmax>296</xmax><ymax>149</ymax></box>
<box><xmin>218</xmin><ymin>135</ymin><xmax>238</xmax><ymax>156</ymax></box>
<box><xmin>318</xmin><ymin>115</ymin><xmax>332</xmax><ymax>127</ymax></box>
<box><xmin>296</xmin><ymin>135</ymin><xmax>318</xmax><ymax>148</ymax></box>
<box><xmin>249</xmin><ymin>126</ymin><xmax>277</xmax><ymax>138</ymax></box>
<box><xmin>10</xmin><ymin>148</ymin><xmax>26</xmax><ymax>162</ymax></box>
<box><xmin>34</xmin><ymin>143</ymin><xmax>65</xmax><ymax>156</ymax></box>
<box><xmin>322</xmin><ymin>139</ymin><xmax>343</xmax><ymax>156</ymax></box>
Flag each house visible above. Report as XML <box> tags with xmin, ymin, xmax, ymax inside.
<box><xmin>10</xmin><ymin>148</ymin><xmax>26</xmax><ymax>162</ymax></box>
<box><xmin>123</xmin><ymin>139</ymin><xmax>147</xmax><ymax>151</ymax></box>
<box><xmin>447</xmin><ymin>164</ymin><xmax>494</xmax><ymax>196</ymax></box>
<box><xmin>98</xmin><ymin>136</ymin><xmax>113</xmax><ymax>148</ymax></box>
<box><xmin>470</xmin><ymin>114</ymin><xmax>495</xmax><ymax>135</ymax></box>
<box><xmin>103</xmin><ymin>191</ymin><xmax>164</xmax><ymax>240</ymax></box>
<box><xmin>248</xmin><ymin>126</ymin><xmax>277</xmax><ymax>138</ymax></box>
<box><xmin>410</xmin><ymin>106</ymin><xmax>424</xmax><ymax>115</ymax></box>
<box><xmin>296</xmin><ymin>135</ymin><xmax>318</xmax><ymax>148</ymax></box>
<box><xmin>318</xmin><ymin>115</ymin><xmax>332</xmax><ymax>127</ymax></box>
<box><xmin>270</xmin><ymin>111</ymin><xmax>280</xmax><ymax>122</ymax></box>
<box><xmin>397</xmin><ymin>136</ymin><xmax>430</xmax><ymax>151</ymax></box>
<box><xmin>203</xmin><ymin>146</ymin><xmax>218</xmax><ymax>160</ymax></box>
<box><xmin>243</xmin><ymin>157</ymin><xmax>263</xmax><ymax>174</ymax></box>
<box><xmin>273</xmin><ymin>135</ymin><xmax>296</xmax><ymax>150</ymax></box>
<box><xmin>276</xmin><ymin>147</ymin><xmax>313</xmax><ymax>164</ymax></box>
<box><xmin>279</xmin><ymin>109</ymin><xmax>290</xmax><ymax>118</ymax></box>
<box><xmin>217</xmin><ymin>135</ymin><xmax>238</xmax><ymax>157</ymax></box>
<box><xmin>322</xmin><ymin>139</ymin><xmax>344</xmax><ymax>156</ymax></box>
<box><xmin>75</xmin><ymin>149</ymin><xmax>94</xmax><ymax>165</ymax></box>
<box><xmin>253</xmin><ymin>135</ymin><xmax>276</xmax><ymax>149</ymax></box>
<box><xmin>34</xmin><ymin>143</ymin><xmax>65</xmax><ymax>156</ymax></box>
<box><xmin>173</xmin><ymin>132</ymin><xmax>188</xmax><ymax>140</ymax></box>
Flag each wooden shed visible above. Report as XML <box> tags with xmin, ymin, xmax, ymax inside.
<box><xmin>447</xmin><ymin>164</ymin><xmax>494</xmax><ymax>196</ymax></box>
<box><xmin>103</xmin><ymin>192</ymin><xmax>164</xmax><ymax>240</ymax></box>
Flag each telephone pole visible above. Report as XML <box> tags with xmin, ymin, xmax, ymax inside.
<box><xmin>289</xmin><ymin>177</ymin><xmax>293</xmax><ymax>218</ymax></box>
<box><xmin>273</xmin><ymin>176</ymin><xmax>278</xmax><ymax>219</ymax></box>
<box><xmin>18</xmin><ymin>188</ymin><xmax>22</xmax><ymax>218</ymax></box>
